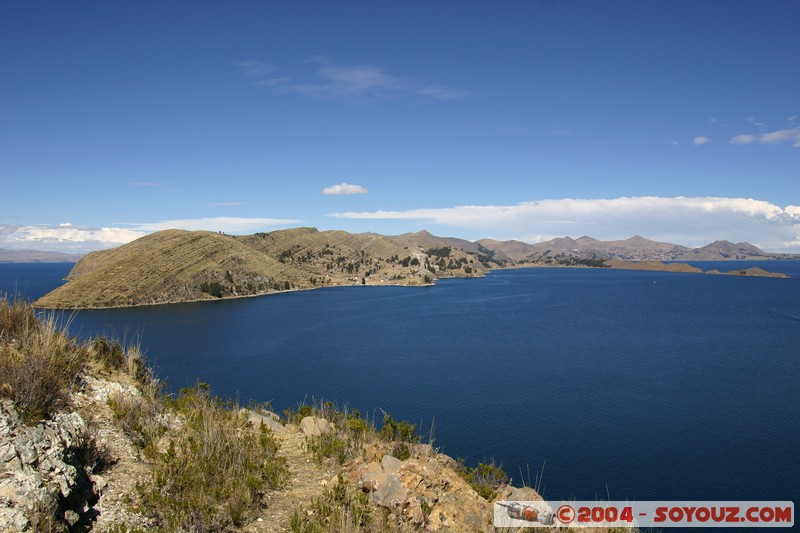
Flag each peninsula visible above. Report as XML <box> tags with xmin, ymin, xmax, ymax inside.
<box><xmin>34</xmin><ymin>228</ymin><xmax>793</xmax><ymax>309</ymax></box>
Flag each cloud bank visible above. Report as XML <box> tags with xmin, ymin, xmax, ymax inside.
<box><xmin>0</xmin><ymin>217</ymin><xmax>301</xmax><ymax>253</ymax></box>
<box><xmin>330</xmin><ymin>196</ymin><xmax>800</xmax><ymax>252</ymax></box>
<box><xmin>0</xmin><ymin>223</ymin><xmax>147</xmax><ymax>253</ymax></box>
<box><xmin>322</xmin><ymin>182</ymin><xmax>368</xmax><ymax>195</ymax></box>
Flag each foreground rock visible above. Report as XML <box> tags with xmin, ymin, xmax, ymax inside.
<box><xmin>0</xmin><ymin>401</ymin><xmax>97</xmax><ymax>532</ymax></box>
<box><xmin>342</xmin><ymin>447</ymin><xmax>535</xmax><ymax>532</ymax></box>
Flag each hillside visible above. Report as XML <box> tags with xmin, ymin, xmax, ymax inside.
<box><xmin>36</xmin><ymin>228</ymin><xmax>498</xmax><ymax>309</ymax></box>
<box><xmin>35</xmin><ymin>230</ymin><xmax>300</xmax><ymax>308</ymax></box>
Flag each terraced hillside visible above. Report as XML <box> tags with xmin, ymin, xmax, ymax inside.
<box><xmin>35</xmin><ymin>230</ymin><xmax>302</xmax><ymax>308</ymax></box>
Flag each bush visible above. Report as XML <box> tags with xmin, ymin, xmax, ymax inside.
<box><xmin>456</xmin><ymin>458</ymin><xmax>509</xmax><ymax>500</ymax></box>
<box><xmin>0</xmin><ymin>296</ymin><xmax>39</xmax><ymax>342</ymax></box>
<box><xmin>108</xmin><ymin>391</ymin><xmax>163</xmax><ymax>455</ymax></box>
<box><xmin>90</xmin><ymin>336</ymin><xmax>126</xmax><ymax>370</ymax></box>
<box><xmin>200</xmin><ymin>281</ymin><xmax>224</xmax><ymax>298</ymax></box>
<box><xmin>138</xmin><ymin>384</ymin><xmax>289</xmax><ymax>530</ymax></box>
<box><xmin>379</xmin><ymin>413</ymin><xmax>419</xmax><ymax>443</ymax></box>
<box><xmin>294</xmin><ymin>401</ymin><xmax>368</xmax><ymax>464</ymax></box>
<box><xmin>0</xmin><ymin>300</ymin><xmax>84</xmax><ymax>423</ymax></box>
<box><xmin>290</xmin><ymin>473</ymin><xmax>376</xmax><ymax>533</ymax></box>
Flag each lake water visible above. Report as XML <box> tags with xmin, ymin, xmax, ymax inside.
<box><xmin>2</xmin><ymin>261</ymin><xmax>799</xmax><ymax>503</ymax></box>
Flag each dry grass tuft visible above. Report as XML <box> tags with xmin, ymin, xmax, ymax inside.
<box><xmin>0</xmin><ymin>299</ymin><xmax>84</xmax><ymax>423</ymax></box>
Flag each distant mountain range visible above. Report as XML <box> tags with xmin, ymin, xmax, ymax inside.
<box><xmin>474</xmin><ymin>234</ymin><xmax>799</xmax><ymax>262</ymax></box>
<box><xmin>0</xmin><ymin>248</ymin><xmax>84</xmax><ymax>263</ymax></box>
<box><xmin>33</xmin><ymin>228</ymin><xmax>796</xmax><ymax>309</ymax></box>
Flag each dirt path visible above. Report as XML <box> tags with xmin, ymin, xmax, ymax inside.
<box><xmin>247</xmin><ymin>424</ymin><xmax>336</xmax><ymax>532</ymax></box>
<box><xmin>74</xmin><ymin>374</ymin><xmax>334</xmax><ymax>532</ymax></box>
<box><xmin>72</xmin><ymin>373</ymin><xmax>154</xmax><ymax>531</ymax></box>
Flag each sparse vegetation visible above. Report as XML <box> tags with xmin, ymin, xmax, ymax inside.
<box><xmin>107</xmin><ymin>389</ymin><xmax>163</xmax><ymax>455</ymax></box>
<box><xmin>137</xmin><ymin>383</ymin><xmax>289</xmax><ymax>531</ymax></box>
<box><xmin>556</xmin><ymin>257</ymin><xmax>609</xmax><ymax>268</ymax></box>
<box><xmin>456</xmin><ymin>458</ymin><xmax>510</xmax><ymax>500</ymax></box>
<box><xmin>289</xmin><ymin>473</ymin><xmax>382</xmax><ymax>533</ymax></box>
<box><xmin>424</xmin><ymin>246</ymin><xmax>451</xmax><ymax>258</ymax></box>
<box><xmin>283</xmin><ymin>401</ymin><xmax>425</xmax><ymax>468</ymax></box>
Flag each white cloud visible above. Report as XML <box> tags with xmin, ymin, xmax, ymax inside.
<box><xmin>760</xmin><ymin>126</ymin><xmax>800</xmax><ymax>145</ymax></box>
<box><xmin>668</xmin><ymin>140</ymin><xmax>679</xmax><ymax>146</ymax></box>
<box><xmin>322</xmin><ymin>182</ymin><xmax>369</xmax><ymax>195</ymax></box>
<box><xmin>330</xmin><ymin>196</ymin><xmax>800</xmax><ymax>252</ymax></box>
<box><xmin>0</xmin><ymin>224</ymin><xmax>147</xmax><ymax>253</ymax></box>
<box><xmin>242</xmin><ymin>57</ymin><xmax>470</xmax><ymax>103</ymax></box>
<box><xmin>730</xmin><ymin>134</ymin><xmax>757</xmax><ymax>145</ymax></box>
<box><xmin>729</xmin><ymin>126</ymin><xmax>800</xmax><ymax>148</ymax></box>
<box><xmin>693</xmin><ymin>136</ymin><xmax>711</xmax><ymax>145</ymax></box>
<box><xmin>0</xmin><ymin>217</ymin><xmax>302</xmax><ymax>253</ymax></box>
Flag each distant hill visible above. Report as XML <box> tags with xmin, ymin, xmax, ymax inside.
<box><xmin>476</xmin><ymin>235</ymin><xmax>796</xmax><ymax>262</ymax></box>
<box><xmin>0</xmin><ymin>248</ymin><xmax>83</xmax><ymax>263</ymax></box>
<box><xmin>36</xmin><ymin>228</ymin><xmax>498</xmax><ymax>308</ymax></box>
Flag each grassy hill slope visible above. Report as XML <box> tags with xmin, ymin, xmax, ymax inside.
<box><xmin>35</xmin><ymin>228</ymin><xmax>497</xmax><ymax>309</ymax></box>
<box><xmin>35</xmin><ymin>230</ymin><xmax>301</xmax><ymax>308</ymax></box>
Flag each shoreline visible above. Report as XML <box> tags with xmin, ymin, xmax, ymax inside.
<box><xmin>33</xmin><ymin>260</ymin><xmax>792</xmax><ymax>310</ymax></box>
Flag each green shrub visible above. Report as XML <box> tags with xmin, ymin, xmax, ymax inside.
<box><xmin>455</xmin><ymin>458</ymin><xmax>509</xmax><ymax>500</ymax></box>
<box><xmin>302</xmin><ymin>402</ymin><xmax>366</xmax><ymax>464</ymax></box>
<box><xmin>379</xmin><ymin>413</ymin><xmax>419</xmax><ymax>443</ymax></box>
<box><xmin>307</xmin><ymin>431</ymin><xmax>353</xmax><ymax>464</ymax></box>
<box><xmin>392</xmin><ymin>442</ymin><xmax>411</xmax><ymax>461</ymax></box>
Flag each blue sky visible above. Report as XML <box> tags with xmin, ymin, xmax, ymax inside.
<box><xmin>1</xmin><ymin>1</ymin><xmax>798</xmax><ymax>253</ymax></box>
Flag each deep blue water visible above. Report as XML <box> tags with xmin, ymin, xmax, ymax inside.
<box><xmin>0</xmin><ymin>262</ymin><xmax>72</xmax><ymax>299</ymax></box>
<box><xmin>2</xmin><ymin>261</ymin><xmax>799</xmax><ymax>503</ymax></box>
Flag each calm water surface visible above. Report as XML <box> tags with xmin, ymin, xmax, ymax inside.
<box><xmin>2</xmin><ymin>261</ymin><xmax>798</xmax><ymax>502</ymax></box>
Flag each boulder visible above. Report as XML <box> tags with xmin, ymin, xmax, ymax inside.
<box><xmin>358</xmin><ymin>461</ymin><xmax>410</xmax><ymax>508</ymax></box>
<box><xmin>299</xmin><ymin>416</ymin><xmax>333</xmax><ymax>437</ymax></box>
<box><xmin>241</xmin><ymin>409</ymin><xmax>285</xmax><ymax>433</ymax></box>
